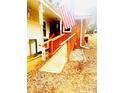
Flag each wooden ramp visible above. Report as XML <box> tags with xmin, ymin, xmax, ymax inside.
<box><xmin>39</xmin><ymin>44</ymin><xmax>67</xmax><ymax>73</ymax></box>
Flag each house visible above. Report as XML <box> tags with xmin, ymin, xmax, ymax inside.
<box><xmin>27</xmin><ymin>0</ymin><xmax>88</xmax><ymax>73</ymax></box>
<box><xmin>27</xmin><ymin>0</ymin><xmax>64</xmax><ymax>72</ymax></box>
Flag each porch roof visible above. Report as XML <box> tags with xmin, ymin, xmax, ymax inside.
<box><xmin>42</xmin><ymin>0</ymin><xmax>61</xmax><ymax>21</ymax></box>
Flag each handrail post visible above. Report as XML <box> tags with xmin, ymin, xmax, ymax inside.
<box><xmin>67</xmin><ymin>41</ymin><xmax>70</xmax><ymax>62</ymax></box>
<box><xmin>41</xmin><ymin>46</ymin><xmax>46</xmax><ymax>64</ymax></box>
<box><xmin>49</xmin><ymin>40</ymin><xmax>53</xmax><ymax>57</ymax></box>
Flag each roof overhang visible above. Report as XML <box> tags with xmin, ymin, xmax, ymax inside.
<box><xmin>41</xmin><ymin>0</ymin><xmax>61</xmax><ymax>21</ymax></box>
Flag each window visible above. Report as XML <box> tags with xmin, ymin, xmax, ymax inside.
<box><xmin>43</xmin><ymin>21</ymin><xmax>46</xmax><ymax>37</ymax></box>
<box><xmin>65</xmin><ymin>28</ymin><xmax>70</xmax><ymax>31</ymax></box>
<box><xmin>63</xmin><ymin>27</ymin><xmax>71</xmax><ymax>33</ymax></box>
<box><xmin>29</xmin><ymin>39</ymin><xmax>38</xmax><ymax>56</ymax></box>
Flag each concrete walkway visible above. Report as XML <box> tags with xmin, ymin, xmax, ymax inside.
<box><xmin>39</xmin><ymin>44</ymin><xmax>67</xmax><ymax>73</ymax></box>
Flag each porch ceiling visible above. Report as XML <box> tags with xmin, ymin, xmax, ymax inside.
<box><xmin>43</xmin><ymin>2</ymin><xmax>61</xmax><ymax>21</ymax></box>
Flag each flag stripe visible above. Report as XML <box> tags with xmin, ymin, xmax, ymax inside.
<box><xmin>60</xmin><ymin>6</ymin><xmax>68</xmax><ymax>29</ymax></box>
<box><xmin>59</xmin><ymin>5</ymin><xmax>75</xmax><ymax>29</ymax></box>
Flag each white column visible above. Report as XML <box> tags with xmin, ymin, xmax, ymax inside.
<box><xmin>39</xmin><ymin>2</ymin><xmax>46</xmax><ymax>63</ymax></box>
<box><xmin>60</xmin><ymin>19</ymin><xmax>62</xmax><ymax>34</ymax></box>
<box><xmin>39</xmin><ymin>2</ymin><xmax>43</xmax><ymax>32</ymax></box>
<box><xmin>39</xmin><ymin>2</ymin><xmax>44</xmax><ymax>45</ymax></box>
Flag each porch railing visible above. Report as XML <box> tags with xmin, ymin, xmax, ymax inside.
<box><xmin>60</xmin><ymin>33</ymin><xmax>77</xmax><ymax>62</ymax></box>
<box><xmin>40</xmin><ymin>33</ymin><xmax>77</xmax><ymax>62</ymax></box>
<box><xmin>49</xmin><ymin>34</ymin><xmax>65</xmax><ymax>55</ymax></box>
<box><xmin>40</xmin><ymin>34</ymin><xmax>65</xmax><ymax>55</ymax></box>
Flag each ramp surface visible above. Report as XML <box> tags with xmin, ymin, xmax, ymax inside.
<box><xmin>40</xmin><ymin>44</ymin><xmax>67</xmax><ymax>73</ymax></box>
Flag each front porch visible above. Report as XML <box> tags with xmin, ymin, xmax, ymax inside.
<box><xmin>27</xmin><ymin>33</ymin><xmax>77</xmax><ymax>73</ymax></box>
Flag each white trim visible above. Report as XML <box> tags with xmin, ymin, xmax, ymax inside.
<box><xmin>63</xmin><ymin>28</ymin><xmax>72</xmax><ymax>33</ymax></box>
<box><xmin>80</xmin><ymin>18</ymin><xmax>89</xmax><ymax>49</ymax></box>
<box><xmin>80</xmin><ymin>17</ymin><xmax>83</xmax><ymax>47</ymax></box>
<box><xmin>60</xmin><ymin>19</ymin><xmax>62</xmax><ymax>34</ymax></box>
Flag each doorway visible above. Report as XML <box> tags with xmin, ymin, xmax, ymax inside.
<box><xmin>50</xmin><ymin>21</ymin><xmax>60</xmax><ymax>37</ymax></box>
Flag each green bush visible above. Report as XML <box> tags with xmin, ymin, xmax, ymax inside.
<box><xmin>86</xmin><ymin>25</ymin><xmax>97</xmax><ymax>35</ymax></box>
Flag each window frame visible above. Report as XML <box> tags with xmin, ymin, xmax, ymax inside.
<box><xmin>63</xmin><ymin>27</ymin><xmax>72</xmax><ymax>33</ymax></box>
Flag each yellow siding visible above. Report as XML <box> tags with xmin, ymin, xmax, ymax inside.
<box><xmin>27</xmin><ymin>0</ymin><xmax>43</xmax><ymax>73</ymax></box>
<box><xmin>27</xmin><ymin>0</ymin><xmax>43</xmax><ymax>56</ymax></box>
<box><xmin>27</xmin><ymin>20</ymin><xmax>43</xmax><ymax>56</ymax></box>
<box><xmin>27</xmin><ymin>56</ymin><xmax>42</xmax><ymax>72</ymax></box>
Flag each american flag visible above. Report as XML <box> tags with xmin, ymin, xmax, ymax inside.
<box><xmin>59</xmin><ymin>5</ymin><xmax>75</xmax><ymax>29</ymax></box>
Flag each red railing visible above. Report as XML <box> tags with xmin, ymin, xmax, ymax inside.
<box><xmin>40</xmin><ymin>34</ymin><xmax>66</xmax><ymax>56</ymax></box>
<box><xmin>60</xmin><ymin>33</ymin><xmax>77</xmax><ymax>62</ymax></box>
<box><xmin>50</xmin><ymin>34</ymin><xmax>65</xmax><ymax>55</ymax></box>
<box><xmin>40</xmin><ymin>33</ymin><xmax>77</xmax><ymax>62</ymax></box>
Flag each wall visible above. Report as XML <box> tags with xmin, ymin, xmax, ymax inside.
<box><xmin>64</xmin><ymin>19</ymin><xmax>81</xmax><ymax>48</ymax></box>
<box><xmin>72</xmin><ymin>19</ymin><xmax>81</xmax><ymax>48</ymax></box>
<box><xmin>71</xmin><ymin>18</ymin><xmax>88</xmax><ymax>48</ymax></box>
<box><xmin>27</xmin><ymin>20</ymin><xmax>43</xmax><ymax>56</ymax></box>
<box><xmin>27</xmin><ymin>1</ymin><xmax>43</xmax><ymax>56</ymax></box>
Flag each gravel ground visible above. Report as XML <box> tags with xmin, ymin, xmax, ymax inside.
<box><xmin>27</xmin><ymin>34</ymin><xmax>97</xmax><ymax>93</ymax></box>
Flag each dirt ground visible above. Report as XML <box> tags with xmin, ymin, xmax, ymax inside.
<box><xmin>27</xmin><ymin>34</ymin><xmax>97</xmax><ymax>93</ymax></box>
